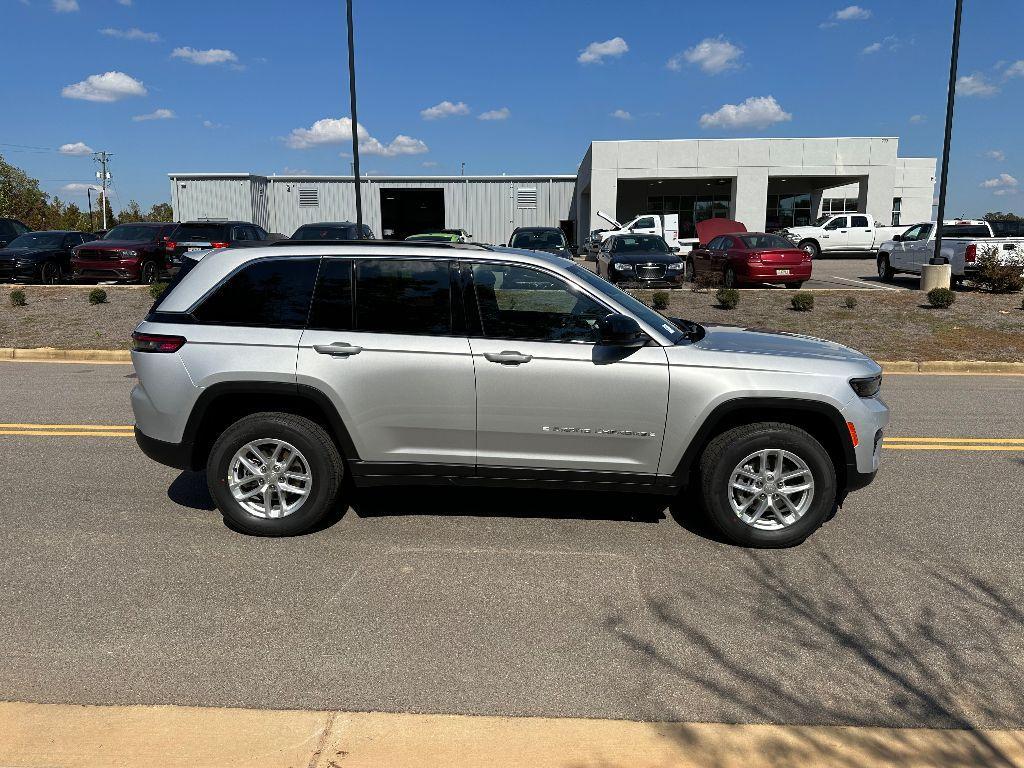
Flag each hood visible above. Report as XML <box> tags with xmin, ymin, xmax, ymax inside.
<box><xmin>696</xmin><ymin>218</ymin><xmax>746</xmax><ymax>245</ymax></box>
<box><xmin>611</xmin><ymin>251</ymin><xmax>682</xmax><ymax>265</ymax></box>
<box><xmin>596</xmin><ymin>210</ymin><xmax>622</xmax><ymax>229</ymax></box>
<box><xmin>0</xmin><ymin>247</ymin><xmax>49</xmax><ymax>260</ymax></box>
<box><xmin>693</xmin><ymin>324</ymin><xmax>871</xmax><ymax>363</ymax></box>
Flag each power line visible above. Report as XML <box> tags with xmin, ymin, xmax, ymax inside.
<box><xmin>93</xmin><ymin>152</ymin><xmax>113</xmax><ymax>229</ymax></box>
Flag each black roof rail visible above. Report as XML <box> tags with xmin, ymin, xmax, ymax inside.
<box><xmin>271</xmin><ymin>239</ymin><xmax>494</xmax><ymax>250</ymax></box>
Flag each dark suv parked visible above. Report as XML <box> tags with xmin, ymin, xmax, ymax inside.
<box><xmin>0</xmin><ymin>218</ymin><xmax>31</xmax><ymax>249</ymax></box>
<box><xmin>0</xmin><ymin>230</ymin><xmax>97</xmax><ymax>283</ymax></box>
<box><xmin>165</xmin><ymin>221</ymin><xmax>271</xmax><ymax>271</ymax></box>
<box><xmin>71</xmin><ymin>222</ymin><xmax>178</xmax><ymax>284</ymax></box>
<box><xmin>508</xmin><ymin>227</ymin><xmax>574</xmax><ymax>259</ymax></box>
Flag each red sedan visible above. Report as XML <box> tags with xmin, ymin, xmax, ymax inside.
<box><xmin>688</xmin><ymin>230</ymin><xmax>811</xmax><ymax>288</ymax></box>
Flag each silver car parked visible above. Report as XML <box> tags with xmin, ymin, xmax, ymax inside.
<box><xmin>132</xmin><ymin>241</ymin><xmax>887</xmax><ymax>547</ymax></box>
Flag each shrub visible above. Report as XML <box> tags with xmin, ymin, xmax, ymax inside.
<box><xmin>791</xmin><ymin>292</ymin><xmax>814</xmax><ymax>312</ymax></box>
<box><xmin>972</xmin><ymin>247</ymin><xmax>1024</xmax><ymax>293</ymax></box>
<box><xmin>652</xmin><ymin>290</ymin><xmax>670</xmax><ymax>310</ymax></box>
<box><xmin>9</xmin><ymin>289</ymin><xmax>26</xmax><ymax>307</ymax></box>
<box><xmin>843</xmin><ymin>295</ymin><xmax>857</xmax><ymax>309</ymax></box>
<box><xmin>716</xmin><ymin>287</ymin><xmax>740</xmax><ymax>309</ymax></box>
<box><xmin>149</xmin><ymin>282</ymin><xmax>168</xmax><ymax>300</ymax></box>
<box><xmin>927</xmin><ymin>287</ymin><xmax>956</xmax><ymax>308</ymax></box>
<box><xmin>691</xmin><ymin>272</ymin><xmax>721</xmax><ymax>293</ymax></box>
<box><xmin>88</xmin><ymin>288</ymin><xmax>108</xmax><ymax>305</ymax></box>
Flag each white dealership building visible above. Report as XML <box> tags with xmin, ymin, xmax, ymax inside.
<box><xmin>170</xmin><ymin>136</ymin><xmax>935</xmax><ymax>245</ymax></box>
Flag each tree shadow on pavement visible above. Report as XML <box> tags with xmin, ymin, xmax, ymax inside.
<box><xmin>579</xmin><ymin>545</ymin><xmax>1024</xmax><ymax>768</ymax></box>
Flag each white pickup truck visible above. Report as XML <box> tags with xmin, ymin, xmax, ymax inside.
<box><xmin>780</xmin><ymin>213</ymin><xmax>906</xmax><ymax>258</ymax></box>
<box><xmin>876</xmin><ymin>221</ymin><xmax>1024</xmax><ymax>283</ymax></box>
<box><xmin>595</xmin><ymin>211</ymin><xmax>701</xmax><ymax>255</ymax></box>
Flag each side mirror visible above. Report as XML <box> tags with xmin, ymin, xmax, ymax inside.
<box><xmin>598</xmin><ymin>313</ymin><xmax>648</xmax><ymax>348</ymax></box>
<box><xmin>891</xmin><ymin>234</ymin><xmax>903</xmax><ymax>242</ymax></box>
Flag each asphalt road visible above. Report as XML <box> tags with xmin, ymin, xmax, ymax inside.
<box><xmin>1</xmin><ymin>362</ymin><xmax>1022</xmax><ymax>732</ymax></box>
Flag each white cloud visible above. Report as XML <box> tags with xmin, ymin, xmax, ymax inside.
<box><xmin>61</xmin><ymin>71</ymin><xmax>147</xmax><ymax>102</ymax></box>
<box><xmin>286</xmin><ymin>117</ymin><xmax>428</xmax><ymax>157</ymax></box>
<box><xmin>58</xmin><ymin>142</ymin><xmax>94</xmax><ymax>156</ymax></box>
<box><xmin>60</xmin><ymin>183</ymin><xmax>102</xmax><ymax>195</ymax></box>
<box><xmin>909</xmin><ymin>114</ymin><xmax>926</xmax><ymax>123</ymax></box>
<box><xmin>861</xmin><ymin>42</ymin><xmax>881</xmax><ymax>54</ymax></box>
<box><xmin>421</xmin><ymin>161</ymin><xmax>439</xmax><ymax>168</ymax></box>
<box><xmin>420</xmin><ymin>100</ymin><xmax>470</xmax><ymax>120</ymax></box>
<box><xmin>578</xmin><ymin>37</ymin><xmax>628</xmax><ymax>64</ymax></box>
<box><xmin>820</xmin><ymin>5</ymin><xmax>871</xmax><ymax>27</ymax></box>
<box><xmin>669</xmin><ymin>37</ymin><xmax>742</xmax><ymax>74</ymax></box>
<box><xmin>699</xmin><ymin>95</ymin><xmax>792</xmax><ymax>130</ymax></box>
<box><xmin>862</xmin><ymin>36</ymin><xmax>899</xmax><ymax>54</ymax></box>
<box><xmin>100</xmin><ymin>27</ymin><xmax>160</xmax><ymax>42</ymax></box>
<box><xmin>1004</xmin><ymin>60</ymin><xmax>1024</xmax><ymax>79</ymax></box>
<box><xmin>957</xmin><ymin>73</ymin><xmax>999</xmax><ymax>97</ymax></box>
<box><xmin>116</xmin><ymin>0</ymin><xmax>132</xmax><ymax>4</ymax></box>
<box><xmin>993</xmin><ymin>188</ymin><xmax>1018</xmax><ymax>196</ymax></box>
<box><xmin>52</xmin><ymin>0</ymin><xmax>78</xmax><ymax>12</ymax></box>
<box><xmin>202</xmin><ymin>119</ymin><xmax>224</xmax><ymax>129</ymax></box>
<box><xmin>478</xmin><ymin>107</ymin><xmax>510</xmax><ymax>121</ymax></box>
<box><xmin>980</xmin><ymin>173</ymin><xmax>1017</xmax><ymax>189</ymax></box>
<box><xmin>610</xmin><ymin>109</ymin><xmax>633</xmax><ymax>120</ymax></box>
<box><xmin>132</xmin><ymin>108</ymin><xmax>175</xmax><ymax>122</ymax></box>
<box><xmin>171</xmin><ymin>47</ymin><xmax>238</xmax><ymax>66</ymax></box>
<box><xmin>985</xmin><ymin>149</ymin><xmax>1006</xmax><ymax>162</ymax></box>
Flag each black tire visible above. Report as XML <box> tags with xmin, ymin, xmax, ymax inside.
<box><xmin>799</xmin><ymin>240</ymin><xmax>820</xmax><ymax>259</ymax></box>
<box><xmin>139</xmin><ymin>260</ymin><xmax>159</xmax><ymax>284</ymax></box>
<box><xmin>877</xmin><ymin>254</ymin><xmax>895</xmax><ymax>282</ymax></box>
<box><xmin>206</xmin><ymin>412</ymin><xmax>343</xmax><ymax>536</ymax></box>
<box><xmin>723</xmin><ymin>266</ymin><xmax>737</xmax><ymax>288</ymax></box>
<box><xmin>40</xmin><ymin>261</ymin><xmax>62</xmax><ymax>284</ymax></box>
<box><xmin>698</xmin><ymin>422</ymin><xmax>837</xmax><ymax>548</ymax></box>
<box><xmin>785</xmin><ymin>281</ymin><xmax>805</xmax><ymax>289</ymax></box>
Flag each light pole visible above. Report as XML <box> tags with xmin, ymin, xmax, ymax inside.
<box><xmin>931</xmin><ymin>0</ymin><xmax>963</xmax><ymax>267</ymax></box>
<box><xmin>346</xmin><ymin>0</ymin><xmax>363</xmax><ymax>229</ymax></box>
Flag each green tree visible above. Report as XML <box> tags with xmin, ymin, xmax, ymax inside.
<box><xmin>146</xmin><ymin>202</ymin><xmax>174</xmax><ymax>222</ymax></box>
<box><xmin>984</xmin><ymin>212</ymin><xmax>1023</xmax><ymax>221</ymax></box>
<box><xmin>118</xmin><ymin>199</ymin><xmax>145</xmax><ymax>223</ymax></box>
<box><xmin>0</xmin><ymin>154</ymin><xmax>50</xmax><ymax>229</ymax></box>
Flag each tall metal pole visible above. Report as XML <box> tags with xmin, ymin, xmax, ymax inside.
<box><xmin>932</xmin><ymin>0</ymin><xmax>963</xmax><ymax>265</ymax></box>
<box><xmin>93</xmin><ymin>151</ymin><xmax>112</xmax><ymax>230</ymax></box>
<box><xmin>345</xmin><ymin>0</ymin><xmax>363</xmax><ymax>229</ymax></box>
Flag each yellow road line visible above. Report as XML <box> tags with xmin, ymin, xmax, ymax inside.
<box><xmin>883</xmin><ymin>445</ymin><xmax>1024</xmax><ymax>451</ymax></box>
<box><xmin>884</xmin><ymin>436</ymin><xmax>1024</xmax><ymax>444</ymax></box>
<box><xmin>0</xmin><ymin>430</ymin><xmax>134</xmax><ymax>437</ymax></box>
<box><xmin>0</xmin><ymin>422</ymin><xmax>134</xmax><ymax>430</ymax></box>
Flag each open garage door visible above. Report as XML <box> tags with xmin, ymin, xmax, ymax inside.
<box><xmin>380</xmin><ymin>188</ymin><xmax>445</xmax><ymax>241</ymax></box>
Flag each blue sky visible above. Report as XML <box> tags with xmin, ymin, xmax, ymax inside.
<box><xmin>4</xmin><ymin>0</ymin><xmax>1024</xmax><ymax>216</ymax></box>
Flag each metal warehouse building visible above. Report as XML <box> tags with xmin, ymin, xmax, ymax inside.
<box><xmin>170</xmin><ymin>136</ymin><xmax>934</xmax><ymax>244</ymax></box>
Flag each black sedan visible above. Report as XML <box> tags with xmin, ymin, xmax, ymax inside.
<box><xmin>0</xmin><ymin>230</ymin><xmax>96</xmax><ymax>284</ymax></box>
<box><xmin>596</xmin><ymin>234</ymin><xmax>686</xmax><ymax>286</ymax></box>
<box><xmin>508</xmin><ymin>226</ymin><xmax>574</xmax><ymax>259</ymax></box>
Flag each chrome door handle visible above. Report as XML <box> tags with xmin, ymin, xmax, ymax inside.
<box><xmin>484</xmin><ymin>351</ymin><xmax>532</xmax><ymax>365</ymax></box>
<box><xmin>314</xmin><ymin>342</ymin><xmax>362</xmax><ymax>357</ymax></box>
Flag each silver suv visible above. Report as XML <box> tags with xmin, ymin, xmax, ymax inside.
<box><xmin>132</xmin><ymin>242</ymin><xmax>887</xmax><ymax>547</ymax></box>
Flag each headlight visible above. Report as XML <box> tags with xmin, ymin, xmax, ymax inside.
<box><xmin>613</xmin><ymin>263</ymin><xmax>634</xmax><ymax>272</ymax></box>
<box><xmin>666</xmin><ymin>262</ymin><xmax>685</xmax><ymax>271</ymax></box>
<box><xmin>116</xmin><ymin>249</ymin><xmax>138</xmax><ymax>257</ymax></box>
<box><xmin>850</xmin><ymin>374</ymin><xmax>882</xmax><ymax>398</ymax></box>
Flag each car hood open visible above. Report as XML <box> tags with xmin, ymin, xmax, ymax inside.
<box><xmin>696</xmin><ymin>218</ymin><xmax>746</xmax><ymax>245</ymax></box>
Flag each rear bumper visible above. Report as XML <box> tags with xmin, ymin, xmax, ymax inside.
<box><xmin>135</xmin><ymin>427</ymin><xmax>194</xmax><ymax>471</ymax></box>
<box><xmin>736</xmin><ymin>263</ymin><xmax>812</xmax><ymax>283</ymax></box>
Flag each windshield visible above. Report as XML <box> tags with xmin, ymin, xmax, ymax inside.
<box><xmin>740</xmin><ymin>234</ymin><xmax>794</xmax><ymax>249</ymax></box>
<box><xmin>611</xmin><ymin>235</ymin><xmax>670</xmax><ymax>253</ymax></box>
<box><xmin>104</xmin><ymin>225</ymin><xmax>160</xmax><ymax>242</ymax></box>
<box><xmin>7</xmin><ymin>232</ymin><xmax>64</xmax><ymax>249</ymax></box>
<box><xmin>567</xmin><ymin>263</ymin><xmax>686</xmax><ymax>343</ymax></box>
<box><xmin>813</xmin><ymin>215</ymin><xmax>833</xmax><ymax>226</ymax></box>
<box><xmin>406</xmin><ymin>234</ymin><xmax>454</xmax><ymax>242</ymax></box>
<box><xmin>511</xmin><ymin>230</ymin><xmax>566</xmax><ymax>250</ymax></box>
<box><xmin>294</xmin><ymin>225</ymin><xmax>356</xmax><ymax>240</ymax></box>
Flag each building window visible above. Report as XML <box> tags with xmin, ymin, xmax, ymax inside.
<box><xmin>766</xmin><ymin>193</ymin><xmax>813</xmax><ymax>231</ymax></box>
<box><xmin>891</xmin><ymin>197</ymin><xmax>902</xmax><ymax>226</ymax></box>
<box><xmin>645</xmin><ymin>194</ymin><xmax>732</xmax><ymax>239</ymax></box>
<box><xmin>822</xmin><ymin>198</ymin><xmax>858</xmax><ymax>214</ymax></box>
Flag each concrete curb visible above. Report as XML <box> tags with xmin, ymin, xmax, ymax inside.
<box><xmin>1</xmin><ymin>348</ymin><xmax>1022</xmax><ymax>373</ymax></box>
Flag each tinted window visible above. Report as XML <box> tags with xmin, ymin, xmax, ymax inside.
<box><xmin>294</xmin><ymin>225</ymin><xmax>356</xmax><ymax>240</ymax></box>
<box><xmin>252</xmin><ymin>226</ymin><xmax>268</xmax><ymax>240</ymax></box>
<box><xmin>825</xmin><ymin>217</ymin><xmax>848</xmax><ymax>229</ymax></box>
<box><xmin>706</xmin><ymin>237</ymin><xmax>722</xmax><ymax>250</ymax></box>
<box><xmin>196</xmin><ymin>258</ymin><xmax>318</xmax><ymax>328</ymax></box>
<box><xmin>989</xmin><ymin>220</ymin><xmax>1023</xmax><ymax>237</ymax></box>
<box><xmin>739</xmin><ymin>234</ymin><xmax>794</xmax><ymax>249</ymax></box>
<box><xmin>510</xmin><ymin>230</ymin><xmax>566</xmax><ymax>249</ymax></box>
<box><xmin>633</xmin><ymin>217</ymin><xmax>656</xmax><ymax>229</ymax></box>
<box><xmin>611</xmin><ymin>235</ymin><xmax>670</xmax><ymax>253</ymax></box>
<box><xmin>231</xmin><ymin>226</ymin><xmax>251</xmax><ymax>242</ymax></box>
<box><xmin>0</xmin><ymin>221</ymin><xmax>15</xmax><ymax>239</ymax></box>
<box><xmin>308</xmin><ymin>259</ymin><xmax>353</xmax><ymax>331</ymax></box>
<box><xmin>104</xmin><ymin>224</ymin><xmax>160</xmax><ymax>242</ymax></box>
<box><xmin>8</xmin><ymin>233</ymin><xmax>63</xmax><ymax>249</ymax></box>
<box><xmin>471</xmin><ymin>263</ymin><xmax>610</xmax><ymax>343</ymax></box>
<box><xmin>940</xmin><ymin>225</ymin><xmax>991</xmax><ymax>238</ymax></box>
<box><xmin>355</xmin><ymin>259</ymin><xmax>451</xmax><ymax>335</ymax></box>
<box><xmin>172</xmin><ymin>223</ymin><xmax>229</xmax><ymax>242</ymax></box>
<box><xmin>851</xmin><ymin>216</ymin><xmax>870</xmax><ymax>227</ymax></box>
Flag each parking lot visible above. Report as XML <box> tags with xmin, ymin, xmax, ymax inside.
<box><xmin>2</xmin><ymin>360</ymin><xmax>1022</xmax><ymax>737</ymax></box>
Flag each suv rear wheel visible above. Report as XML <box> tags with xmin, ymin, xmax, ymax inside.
<box><xmin>698</xmin><ymin>422</ymin><xmax>837</xmax><ymax>548</ymax></box>
<box><xmin>206</xmin><ymin>412</ymin><xmax>343</xmax><ymax>535</ymax></box>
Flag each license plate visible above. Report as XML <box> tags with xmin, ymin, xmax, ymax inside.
<box><xmin>776</xmin><ymin>268</ymin><xmax>791</xmax><ymax>275</ymax></box>
<box><xmin>187</xmin><ymin>246</ymin><xmax>204</xmax><ymax>252</ymax></box>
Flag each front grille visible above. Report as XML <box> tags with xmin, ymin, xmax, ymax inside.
<box><xmin>636</xmin><ymin>264</ymin><xmax>666</xmax><ymax>280</ymax></box>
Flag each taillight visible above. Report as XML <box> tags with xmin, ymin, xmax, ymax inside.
<box><xmin>132</xmin><ymin>332</ymin><xmax>186</xmax><ymax>353</ymax></box>
<box><xmin>210</xmin><ymin>241</ymin><xmax>229</xmax><ymax>248</ymax></box>
<box><xmin>165</xmin><ymin>240</ymin><xmax>176</xmax><ymax>252</ymax></box>
<box><xmin>747</xmin><ymin>251</ymin><xmax>762</xmax><ymax>263</ymax></box>
<box><xmin>965</xmin><ymin>243</ymin><xmax>976</xmax><ymax>262</ymax></box>
<box><xmin>801</xmin><ymin>250</ymin><xmax>812</xmax><ymax>262</ymax></box>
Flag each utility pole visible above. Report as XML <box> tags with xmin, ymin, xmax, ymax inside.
<box><xmin>93</xmin><ymin>151</ymin><xmax>113</xmax><ymax>230</ymax></box>
<box><xmin>345</xmin><ymin>0</ymin><xmax>363</xmax><ymax>228</ymax></box>
<box><xmin>931</xmin><ymin>0</ymin><xmax>963</xmax><ymax>269</ymax></box>
<box><xmin>87</xmin><ymin>187</ymin><xmax>95</xmax><ymax>231</ymax></box>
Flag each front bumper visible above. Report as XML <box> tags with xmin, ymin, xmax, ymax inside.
<box><xmin>841</xmin><ymin>393</ymin><xmax>889</xmax><ymax>476</ymax></box>
<box><xmin>610</xmin><ymin>271</ymin><xmax>686</xmax><ymax>287</ymax></box>
<box><xmin>72</xmin><ymin>258</ymin><xmax>142</xmax><ymax>282</ymax></box>
<box><xmin>0</xmin><ymin>262</ymin><xmax>41</xmax><ymax>282</ymax></box>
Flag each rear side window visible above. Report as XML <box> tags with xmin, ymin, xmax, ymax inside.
<box><xmin>851</xmin><ymin>216</ymin><xmax>870</xmax><ymax>227</ymax></box>
<box><xmin>172</xmin><ymin>223</ymin><xmax>229</xmax><ymax>242</ymax></box>
<box><xmin>355</xmin><ymin>259</ymin><xmax>451</xmax><ymax>335</ymax></box>
<box><xmin>308</xmin><ymin>259</ymin><xmax>353</xmax><ymax>331</ymax></box>
<box><xmin>195</xmin><ymin>258</ymin><xmax>319</xmax><ymax>328</ymax></box>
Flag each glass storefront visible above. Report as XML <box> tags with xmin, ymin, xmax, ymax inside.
<box><xmin>646</xmin><ymin>194</ymin><xmax>732</xmax><ymax>238</ymax></box>
<box><xmin>822</xmin><ymin>197</ymin><xmax>859</xmax><ymax>214</ymax></box>
<box><xmin>766</xmin><ymin>193</ymin><xmax>813</xmax><ymax>231</ymax></box>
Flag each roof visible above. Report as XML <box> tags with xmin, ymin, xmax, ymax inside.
<box><xmin>168</xmin><ymin>172</ymin><xmax>577</xmax><ymax>182</ymax></box>
<box><xmin>293</xmin><ymin>221</ymin><xmax>358</xmax><ymax>227</ymax></box>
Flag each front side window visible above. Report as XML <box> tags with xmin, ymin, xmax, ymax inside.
<box><xmin>470</xmin><ymin>263</ymin><xmax>611</xmax><ymax>343</ymax></box>
<box><xmin>825</xmin><ymin>216</ymin><xmax>848</xmax><ymax>230</ymax></box>
<box><xmin>632</xmin><ymin>217</ymin><xmax>656</xmax><ymax>229</ymax></box>
<box><xmin>195</xmin><ymin>258</ymin><xmax>318</xmax><ymax>328</ymax></box>
<box><xmin>355</xmin><ymin>259</ymin><xmax>451</xmax><ymax>335</ymax></box>
<box><xmin>901</xmin><ymin>224</ymin><xmax>923</xmax><ymax>241</ymax></box>
<box><xmin>232</xmin><ymin>226</ymin><xmax>251</xmax><ymax>242</ymax></box>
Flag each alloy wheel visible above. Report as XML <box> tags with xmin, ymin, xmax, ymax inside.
<box><xmin>727</xmin><ymin>449</ymin><xmax>815</xmax><ymax>530</ymax></box>
<box><xmin>228</xmin><ymin>438</ymin><xmax>313</xmax><ymax>519</ymax></box>
<box><xmin>41</xmin><ymin>262</ymin><xmax>60</xmax><ymax>284</ymax></box>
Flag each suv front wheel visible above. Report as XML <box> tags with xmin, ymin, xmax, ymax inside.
<box><xmin>698</xmin><ymin>422</ymin><xmax>837</xmax><ymax>548</ymax></box>
<box><xmin>207</xmin><ymin>412</ymin><xmax>343</xmax><ymax>535</ymax></box>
